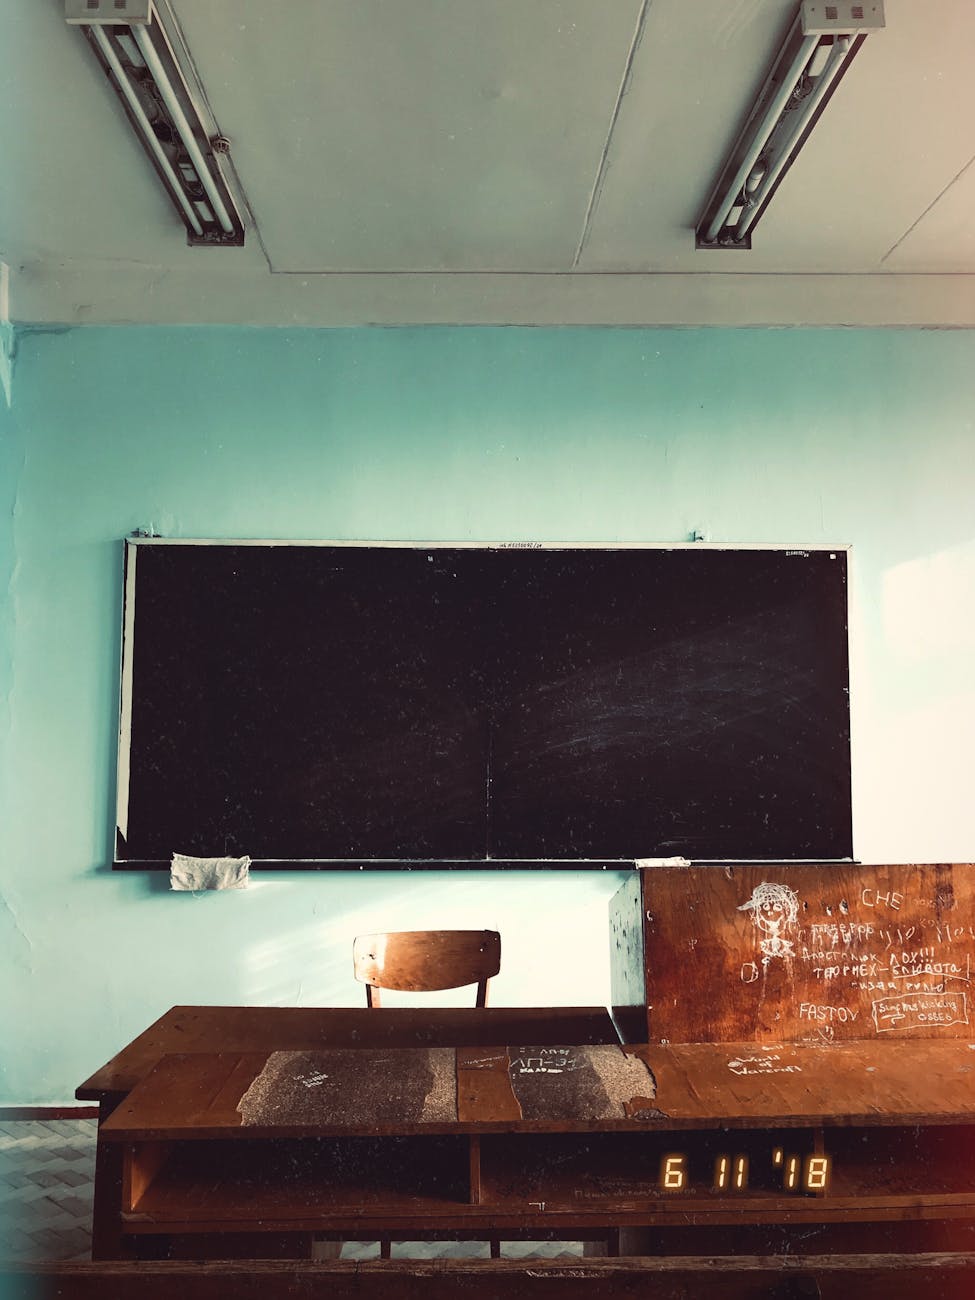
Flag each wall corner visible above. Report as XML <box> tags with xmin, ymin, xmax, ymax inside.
<box><xmin>0</xmin><ymin>263</ymin><xmax>14</xmax><ymax>408</ymax></box>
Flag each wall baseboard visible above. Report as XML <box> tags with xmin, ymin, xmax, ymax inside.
<box><xmin>0</xmin><ymin>1105</ymin><xmax>99</xmax><ymax>1120</ymax></box>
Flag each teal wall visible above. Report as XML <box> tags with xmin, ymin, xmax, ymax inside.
<box><xmin>1</xmin><ymin>325</ymin><xmax>974</xmax><ymax>1103</ymax></box>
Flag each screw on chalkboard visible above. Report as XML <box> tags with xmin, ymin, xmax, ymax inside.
<box><xmin>689</xmin><ymin>529</ymin><xmax>711</xmax><ymax>542</ymax></box>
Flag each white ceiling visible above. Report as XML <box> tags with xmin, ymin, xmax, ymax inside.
<box><xmin>3</xmin><ymin>0</ymin><xmax>974</xmax><ymax>325</ymax></box>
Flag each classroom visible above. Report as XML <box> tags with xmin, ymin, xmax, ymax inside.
<box><xmin>2</xmin><ymin>1</ymin><xmax>974</xmax><ymax>1295</ymax></box>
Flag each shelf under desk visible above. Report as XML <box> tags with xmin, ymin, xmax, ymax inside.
<box><xmin>97</xmin><ymin>1040</ymin><xmax>975</xmax><ymax>1247</ymax></box>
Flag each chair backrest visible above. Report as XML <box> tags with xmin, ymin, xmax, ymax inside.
<box><xmin>352</xmin><ymin>930</ymin><xmax>501</xmax><ymax>1008</ymax></box>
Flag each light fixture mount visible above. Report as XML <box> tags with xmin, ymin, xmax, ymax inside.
<box><xmin>695</xmin><ymin>1</ymin><xmax>884</xmax><ymax>250</ymax></box>
<box><xmin>67</xmin><ymin>0</ymin><xmax>245</xmax><ymax>246</ymax></box>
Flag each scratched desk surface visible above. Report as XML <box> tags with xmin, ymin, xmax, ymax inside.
<box><xmin>98</xmin><ymin>1038</ymin><xmax>975</xmax><ymax>1142</ymax></box>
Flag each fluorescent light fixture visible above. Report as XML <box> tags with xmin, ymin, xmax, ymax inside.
<box><xmin>66</xmin><ymin>0</ymin><xmax>245</xmax><ymax>246</ymax></box>
<box><xmin>696</xmin><ymin>1</ymin><xmax>884</xmax><ymax>249</ymax></box>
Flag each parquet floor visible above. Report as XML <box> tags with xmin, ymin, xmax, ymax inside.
<box><xmin>0</xmin><ymin>1119</ymin><xmax>581</xmax><ymax>1262</ymax></box>
<box><xmin>0</xmin><ymin>1119</ymin><xmax>97</xmax><ymax>1263</ymax></box>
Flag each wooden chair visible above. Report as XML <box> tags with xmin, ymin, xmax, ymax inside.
<box><xmin>352</xmin><ymin>929</ymin><xmax>501</xmax><ymax>1008</ymax></box>
<box><xmin>352</xmin><ymin>929</ymin><xmax>501</xmax><ymax>1259</ymax></box>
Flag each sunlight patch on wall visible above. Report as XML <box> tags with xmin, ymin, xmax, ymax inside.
<box><xmin>240</xmin><ymin>872</ymin><xmax>620</xmax><ymax>1011</ymax></box>
<box><xmin>882</xmin><ymin>539</ymin><xmax>975</xmax><ymax>665</ymax></box>
<box><xmin>244</xmin><ymin>918</ymin><xmax>352</xmax><ymax>1007</ymax></box>
<box><xmin>855</xmin><ymin>690</ymin><xmax>975</xmax><ymax>862</ymax></box>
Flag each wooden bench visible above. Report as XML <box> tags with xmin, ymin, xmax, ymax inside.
<box><xmin>6</xmin><ymin>1253</ymin><xmax>975</xmax><ymax>1300</ymax></box>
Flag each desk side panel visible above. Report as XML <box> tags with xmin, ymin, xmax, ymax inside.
<box><xmin>609</xmin><ymin>874</ymin><xmax>649</xmax><ymax>1044</ymax></box>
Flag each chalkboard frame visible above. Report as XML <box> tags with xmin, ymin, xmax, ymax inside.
<box><xmin>113</xmin><ymin>539</ymin><xmax>853</xmax><ymax>870</ymax></box>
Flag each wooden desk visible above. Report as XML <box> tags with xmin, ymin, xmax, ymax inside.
<box><xmin>76</xmin><ymin>1004</ymin><xmax>620</xmax><ymax>1258</ymax></box>
<box><xmin>90</xmin><ymin>1033</ymin><xmax>975</xmax><ymax>1262</ymax></box>
<box><xmin>70</xmin><ymin>859</ymin><xmax>975</xmax><ymax>1294</ymax></box>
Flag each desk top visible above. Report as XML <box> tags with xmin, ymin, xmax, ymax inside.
<box><xmin>76</xmin><ymin>1005</ymin><xmax>621</xmax><ymax>1103</ymax></box>
<box><xmin>99</xmin><ymin>1038</ymin><xmax>975</xmax><ymax>1142</ymax></box>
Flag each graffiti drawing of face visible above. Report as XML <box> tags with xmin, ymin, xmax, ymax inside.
<box><xmin>756</xmin><ymin>894</ymin><xmax>788</xmax><ymax>936</ymax></box>
<box><xmin>738</xmin><ymin>882</ymin><xmax>800</xmax><ymax>963</ymax></box>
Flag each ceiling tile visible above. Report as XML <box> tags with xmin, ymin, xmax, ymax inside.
<box><xmin>178</xmin><ymin>0</ymin><xmax>644</xmax><ymax>271</ymax></box>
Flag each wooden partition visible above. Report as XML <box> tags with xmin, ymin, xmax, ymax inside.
<box><xmin>610</xmin><ymin>862</ymin><xmax>975</xmax><ymax>1045</ymax></box>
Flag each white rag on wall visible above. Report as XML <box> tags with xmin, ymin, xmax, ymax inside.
<box><xmin>170</xmin><ymin>853</ymin><xmax>251</xmax><ymax>891</ymax></box>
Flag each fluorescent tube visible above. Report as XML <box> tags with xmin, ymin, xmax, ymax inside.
<box><xmin>131</xmin><ymin>23</ymin><xmax>235</xmax><ymax>235</ymax></box>
<box><xmin>703</xmin><ymin>34</ymin><xmax>819</xmax><ymax>245</ymax></box>
<box><xmin>91</xmin><ymin>25</ymin><xmax>204</xmax><ymax>236</ymax></box>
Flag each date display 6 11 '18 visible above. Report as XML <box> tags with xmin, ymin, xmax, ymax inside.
<box><xmin>660</xmin><ymin>1148</ymin><xmax>832</xmax><ymax>1194</ymax></box>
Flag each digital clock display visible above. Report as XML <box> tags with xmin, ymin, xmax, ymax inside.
<box><xmin>657</xmin><ymin>1147</ymin><xmax>832</xmax><ymax>1194</ymax></box>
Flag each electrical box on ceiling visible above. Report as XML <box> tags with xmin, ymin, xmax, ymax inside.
<box><xmin>801</xmin><ymin>2</ymin><xmax>885</xmax><ymax>34</ymax></box>
<box><xmin>66</xmin><ymin>0</ymin><xmax>151</xmax><ymax>23</ymax></box>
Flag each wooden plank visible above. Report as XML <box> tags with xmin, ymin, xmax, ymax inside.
<box><xmin>122</xmin><ymin>1141</ymin><xmax>171</xmax><ymax>1211</ymax></box>
<box><xmin>90</xmin><ymin>1109</ymin><xmax>128</xmax><ymax>1262</ymax></box>
<box><xmin>101</xmin><ymin>1055</ymin><xmax>260</xmax><ymax>1136</ymax></box>
<box><xmin>457</xmin><ymin>1048</ymin><xmax>521</xmax><ymax>1123</ymax></box>
<box><xmin>6</xmin><ymin>1254</ymin><xmax>975</xmax><ymax>1300</ymax></box>
<box><xmin>647</xmin><ymin>1040</ymin><xmax>975</xmax><ymax>1126</ymax></box>
<box><xmin>627</xmin><ymin>863</ymin><xmax>975</xmax><ymax>1045</ymax></box>
<box><xmin>101</xmin><ymin>1037</ymin><xmax>975</xmax><ymax>1139</ymax></box>
<box><xmin>468</xmin><ymin>1133</ymin><xmax>482</xmax><ymax>1205</ymax></box>
<box><xmin>118</xmin><ymin>1198</ymin><xmax>975</xmax><ymax>1238</ymax></box>
<box><xmin>0</xmin><ymin>1105</ymin><xmax>99</xmax><ymax>1119</ymax></box>
<box><xmin>77</xmin><ymin>1007</ymin><xmax>620</xmax><ymax>1101</ymax></box>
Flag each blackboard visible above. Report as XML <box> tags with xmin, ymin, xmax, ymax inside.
<box><xmin>115</xmin><ymin>541</ymin><xmax>852</xmax><ymax>867</ymax></box>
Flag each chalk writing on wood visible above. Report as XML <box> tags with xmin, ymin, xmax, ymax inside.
<box><xmin>507</xmin><ymin>1046</ymin><xmax>655</xmax><ymax>1121</ymax></box>
<box><xmin>738</xmin><ymin>882</ymin><xmax>800</xmax><ymax>966</ymax></box>
<box><xmin>633</xmin><ymin>863</ymin><xmax>975</xmax><ymax>1044</ymax></box>
<box><xmin>726</xmin><ymin>1053</ymin><xmax>803</xmax><ymax>1077</ymax></box>
<box><xmin>740</xmin><ymin>871</ymin><xmax>973</xmax><ymax>1042</ymax></box>
<box><xmin>510</xmin><ymin>1048</ymin><xmax>583</xmax><ymax>1075</ymax></box>
<box><xmin>872</xmin><ymin>992</ymin><xmax>968</xmax><ymax>1033</ymax></box>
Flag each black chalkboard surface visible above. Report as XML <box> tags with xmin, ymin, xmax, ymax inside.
<box><xmin>115</xmin><ymin>541</ymin><xmax>852</xmax><ymax>867</ymax></box>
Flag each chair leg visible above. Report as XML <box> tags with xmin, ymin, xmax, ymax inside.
<box><xmin>380</xmin><ymin>1237</ymin><xmax>391</xmax><ymax>1259</ymax></box>
<box><xmin>489</xmin><ymin>1236</ymin><xmax>501</xmax><ymax>1258</ymax></box>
